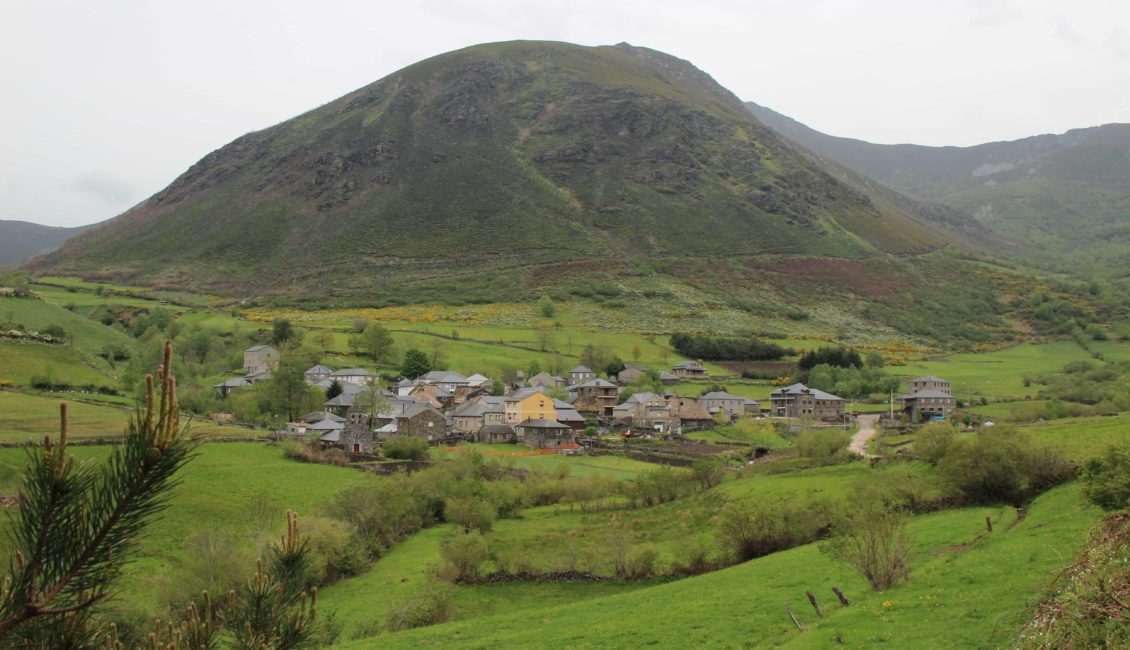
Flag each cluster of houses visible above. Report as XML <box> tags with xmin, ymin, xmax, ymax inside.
<box><xmin>222</xmin><ymin>345</ymin><xmax>956</xmax><ymax>453</ymax></box>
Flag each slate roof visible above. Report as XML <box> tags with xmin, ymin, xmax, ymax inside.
<box><xmin>673</xmin><ymin>361</ymin><xmax>703</xmax><ymax>369</ymax></box>
<box><xmin>480</xmin><ymin>424</ymin><xmax>515</xmax><ymax>436</ymax></box>
<box><xmin>700</xmin><ymin>391</ymin><xmax>743</xmax><ymax>401</ymax></box>
<box><xmin>421</xmin><ymin>370</ymin><xmax>468</xmax><ymax>384</ymax></box>
<box><xmin>307</xmin><ymin>419</ymin><xmax>344</xmax><ymax>431</ymax></box>
<box><xmin>517</xmin><ymin>419</ymin><xmax>571</xmax><ymax>430</ymax></box>
<box><xmin>298</xmin><ymin>411</ymin><xmax>344</xmax><ymax>424</ymax></box>
<box><xmin>912</xmin><ymin>376</ymin><xmax>949</xmax><ymax>383</ymax></box>
<box><xmin>578</xmin><ymin>378</ymin><xmax>617</xmax><ymax>389</ymax></box>
<box><xmin>770</xmin><ymin>383</ymin><xmax>843</xmax><ymax>401</ymax></box>
<box><xmin>899</xmin><ymin>390</ymin><xmax>955</xmax><ymax>400</ymax></box>
<box><xmin>570</xmin><ymin>365</ymin><xmax>592</xmax><ymax>374</ymax></box>
<box><xmin>245</xmin><ymin>345</ymin><xmax>275</xmax><ymax>353</ymax></box>
<box><xmin>555</xmin><ymin>409</ymin><xmax>585</xmax><ymax>423</ymax></box>
<box><xmin>332</xmin><ymin>368</ymin><xmax>376</xmax><ymax>377</ymax></box>
<box><xmin>214</xmin><ymin>377</ymin><xmax>252</xmax><ymax>388</ymax></box>
<box><xmin>305</xmin><ymin>365</ymin><xmax>332</xmax><ymax>375</ymax></box>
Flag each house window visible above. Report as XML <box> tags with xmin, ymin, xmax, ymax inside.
<box><xmin>353</xmin><ymin>443</ymin><xmax>360</xmax><ymax>453</ymax></box>
<box><xmin>428</xmin><ymin>422</ymin><xmax>433</xmax><ymax>427</ymax></box>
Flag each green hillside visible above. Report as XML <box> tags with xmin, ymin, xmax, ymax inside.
<box><xmin>745</xmin><ymin>102</ymin><xmax>1130</xmax><ymax>274</ymax></box>
<box><xmin>32</xmin><ymin>41</ymin><xmax>983</xmax><ymax>302</ymax></box>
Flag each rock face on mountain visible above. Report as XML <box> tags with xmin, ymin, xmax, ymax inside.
<box><xmin>0</xmin><ymin>220</ymin><xmax>89</xmax><ymax>268</ymax></box>
<box><xmin>746</xmin><ymin>101</ymin><xmax>1130</xmax><ymax>273</ymax></box>
<box><xmin>33</xmin><ymin>41</ymin><xmax>981</xmax><ymax>299</ymax></box>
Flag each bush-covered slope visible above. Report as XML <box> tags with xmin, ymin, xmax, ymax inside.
<box><xmin>33</xmin><ymin>41</ymin><xmax>981</xmax><ymax>299</ymax></box>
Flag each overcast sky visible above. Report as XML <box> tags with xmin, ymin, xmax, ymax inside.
<box><xmin>3</xmin><ymin>0</ymin><xmax>1128</xmax><ymax>227</ymax></box>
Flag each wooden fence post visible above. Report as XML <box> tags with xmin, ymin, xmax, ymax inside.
<box><xmin>785</xmin><ymin>603</ymin><xmax>803</xmax><ymax>631</ymax></box>
<box><xmin>832</xmin><ymin>585</ymin><xmax>850</xmax><ymax>606</ymax></box>
<box><xmin>806</xmin><ymin>590</ymin><xmax>823</xmax><ymax>617</ymax></box>
<box><xmin>985</xmin><ymin>516</ymin><xmax>993</xmax><ymax>533</ymax></box>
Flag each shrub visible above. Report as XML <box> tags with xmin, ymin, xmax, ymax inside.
<box><xmin>439</xmin><ymin>530</ymin><xmax>490</xmax><ymax>583</ymax></box>
<box><xmin>821</xmin><ymin>506</ymin><xmax>913</xmax><ymax>591</ymax></box>
<box><xmin>385</xmin><ymin>579</ymin><xmax>454</xmax><ymax>631</ymax></box>
<box><xmin>1081</xmin><ymin>442</ymin><xmax>1130</xmax><ymax>510</ymax></box>
<box><xmin>443</xmin><ymin>496</ymin><xmax>496</xmax><ymax>532</ymax></box>
<box><xmin>914</xmin><ymin>421</ymin><xmax>958</xmax><ymax>465</ymax></box>
<box><xmin>690</xmin><ymin>458</ymin><xmax>725</xmax><ymax>491</ymax></box>
<box><xmin>717</xmin><ymin>498</ymin><xmax>827</xmax><ymax>562</ymax></box>
<box><xmin>796</xmin><ymin>428</ymin><xmax>852</xmax><ymax>465</ymax></box>
<box><xmin>538</xmin><ymin>294</ymin><xmax>556</xmax><ymax>317</ymax></box>
<box><xmin>938</xmin><ymin>427</ymin><xmax>1072</xmax><ymax>505</ymax></box>
<box><xmin>382</xmin><ymin>436</ymin><xmax>430</xmax><ymax>460</ymax></box>
<box><xmin>623</xmin><ymin>544</ymin><xmax>659</xmax><ymax>580</ymax></box>
<box><xmin>302</xmin><ymin>516</ymin><xmax>368</xmax><ymax>584</ymax></box>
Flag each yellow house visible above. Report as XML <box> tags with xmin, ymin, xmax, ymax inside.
<box><xmin>504</xmin><ymin>388</ymin><xmax>557</xmax><ymax>425</ymax></box>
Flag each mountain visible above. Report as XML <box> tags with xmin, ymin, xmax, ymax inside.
<box><xmin>33</xmin><ymin>41</ymin><xmax>986</xmax><ymax>302</ymax></box>
<box><xmin>745</xmin><ymin>101</ymin><xmax>1130</xmax><ymax>274</ymax></box>
<box><xmin>0</xmin><ymin>220</ymin><xmax>90</xmax><ymax>268</ymax></box>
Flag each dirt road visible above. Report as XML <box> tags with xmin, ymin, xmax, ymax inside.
<box><xmin>849</xmin><ymin>414</ymin><xmax>880</xmax><ymax>456</ymax></box>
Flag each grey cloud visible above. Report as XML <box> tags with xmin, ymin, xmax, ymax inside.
<box><xmin>69</xmin><ymin>171</ymin><xmax>134</xmax><ymax>205</ymax></box>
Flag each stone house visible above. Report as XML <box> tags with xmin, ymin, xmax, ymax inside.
<box><xmin>213</xmin><ymin>377</ymin><xmax>252</xmax><ymax>397</ymax></box>
<box><xmin>659</xmin><ymin>371</ymin><xmax>680</xmax><ymax>385</ymax></box>
<box><xmin>616</xmin><ymin>365</ymin><xmax>648</xmax><ymax>385</ymax></box>
<box><xmin>612</xmin><ymin>392</ymin><xmax>671</xmax><ymax>428</ymax></box>
<box><xmin>528</xmin><ymin>371</ymin><xmax>566</xmax><ymax>390</ymax></box>
<box><xmin>552</xmin><ymin>399</ymin><xmax>587</xmax><ymax>430</ymax></box>
<box><xmin>897</xmin><ymin>389</ymin><xmax>957</xmax><ymax>421</ymax></box>
<box><xmin>451</xmin><ymin>396</ymin><xmax>506</xmax><ymax>435</ymax></box>
<box><xmin>666</xmin><ymin>396</ymin><xmax>714</xmax><ymax>431</ymax></box>
<box><xmin>378</xmin><ymin>400</ymin><xmax>446</xmax><ymax>440</ymax></box>
<box><xmin>672</xmin><ymin>360</ymin><xmax>707</xmax><ymax>378</ymax></box>
<box><xmin>515</xmin><ymin>419</ymin><xmax>577</xmax><ymax>449</ymax></box>
<box><xmin>420</xmin><ymin>370</ymin><xmax>470</xmax><ymax>393</ymax></box>
<box><xmin>331</xmin><ymin>368</ymin><xmax>379</xmax><ymax>386</ymax></box>
<box><xmin>573</xmin><ymin>379</ymin><xmax>619</xmax><ymax>417</ymax></box>
<box><xmin>304</xmin><ymin>364</ymin><xmax>332</xmax><ymax>384</ymax></box>
<box><xmin>569</xmin><ymin>365</ymin><xmax>596</xmax><ymax>386</ymax></box>
<box><xmin>478</xmin><ymin>423</ymin><xmax>517</xmax><ymax>443</ymax></box>
<box><xmin>700</xmin><ymin>391</ymin><xmax>747</xmax><ymax>422</ymax></box>
<box><xmin>243</xmin><ymin>345</ymin><xmax>279</xmax><ymax>376</ymax></box>
<box><xmin>909</xmin><ymin>376</ymin><xmax>952</xmax><ymax>395</ymax></box>
<box><xmin>769</xmin><ymin>383</ymin><xmax>844</xmax><ymax>421</ymax></box>
<box><xmin>340</xmin><ymin>405</ymin><xmax>376</xmax><ymax>453</ymax></box>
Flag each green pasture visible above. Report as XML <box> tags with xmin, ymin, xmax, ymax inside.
<box><xmin>0</xmin><ymin>295</ymin><xmax>134</xmax><ymax>355</ymax></box>
<box><xmin>888</xmin><ymin>341</ymin><xmax>1125</xmax><ymax>400</ymax></box>
<box><xmin>1020</xmin><ymin>414</ymin><xmax>1130</xmax><ymax>463</ymax></box>
<box><xmin>343</xmin><ymin>484</ymin><xmax>1097</xmax><ymax>648</ymax></box>
<box><xmin>0</xmin><ymin>391</ymin><xmax>261</xmax><ymax>443</ymax></box>
<box><xmin>0</xmin><ymin>341</ymin><xmax>117</xmax><ymax>388</ymax></box>
<box><xmin>439</xmin><ymin>444</ymin><xmax>663</xmax><ymax>480</ymax></box>
<box><xmin>0</xmin><ymin>442</ymin><xmax>380</xmax><ymax>617</ymax></box>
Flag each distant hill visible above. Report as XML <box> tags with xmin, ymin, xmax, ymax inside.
<box><xmin>745</xmin><ymin>101</ymin><xmax>1130</xmax><ymax>274</ymax></box>
<box><xmin>0</xmin><ymin>220</ymin><xmax>90</xmax><ymax>268</ymax></box>
<box><xmin>32</xmin><ymin>41</ymin><xmax>987</xmax><ymax>302</ymax></box>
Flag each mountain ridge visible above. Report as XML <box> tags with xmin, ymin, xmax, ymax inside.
<box><xmin>0</xmin><ymin>220</ymin><xmax>91</xmax><ymax>269</ymax></box>
<box><xmin>30</xmin><ymin>40</ymin><xmax>991</xmax><ymax>301</ymax></box>
<box><xmin>744</xmin><ymin>101</ymin><xmax>1130</xmax><ymax>273</ymax></box>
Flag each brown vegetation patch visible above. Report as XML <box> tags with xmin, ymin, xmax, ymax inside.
<box><xmin>930</xmin><ymin>543</ymin><xmax>971</xmax><ymax>557</ymax></box>
<box><xmin>760</xmin><ymin>258</ymin><xmax>908</xmax><ymax>301</ymax></box>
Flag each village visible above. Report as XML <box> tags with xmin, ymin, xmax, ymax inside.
<box><xmin>217</xmin><ymin>344</ymin><xmax>959</xmax><ymax>455</ymax></box>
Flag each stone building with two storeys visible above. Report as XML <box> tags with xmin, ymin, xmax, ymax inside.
<box><xmin>896</xmin><ymin>376</ymin><xmax>957</xmax><ymax>421</ymax></box>
<box><xmin>769</xmin><ymin>383</ymin><xmax>844</xmax><ymax>421</ymax></box>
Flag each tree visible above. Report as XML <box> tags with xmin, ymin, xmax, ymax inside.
<box><xmin>604</xmin><ymin>356</ymin><xmax>626</xmax><ymax>378</ymax></box>
<box><xmin>865</xmin><ymin>351</ymin><xmax>885</xmax><ymax>368</ymax></box>
<box><xmin>526</xmin><ymin>360</ymin><xmax>541</xmax><ymax>379</ymax></box>
<box><xmin>631</xmin><ymin>345</ymin><xmax>642</xmax><ymax>361</ymax></box>
<box><xmin>271</xmin><ymin>318</ymin><xmax>297</xmax><ymax>347</ymax></box>
<box><xmin>821</xmin><ymin>506</ymin><xmax>913</xmax><ymax>591</ymax></box>
<box><xmin>440</xmin><ymin>531</ymin><xmax>490</xmax><ymax>583</ymax></box>
<box><xmin>401</xmin><ymin>348</ymin><xmax>432</xmax><ymax>379</ymax></box>
<box><xmin>538</xmin><ymin>294</ymin><xmax>555</xmax><ymax>318</ymax></box>
<box><xmin>357</xmin><ymin>378</ymin><xmax>390</xmax><ymax>428</ymax></box>
<box><xmin>264</xmin><ymin>359</ymin><xmax>318</xmax><ymax>423</ymax></box>
<box><xmin>361</xmin><ymin>323</ymin><xmax>396</xmax><ymax>365</ymax></box>
<box><xmin>0</xmin><ymin>342</ymin><xmax>198</xmax><ymax>644</ymax></box>
<box><xmin>325</xmin><ymin>379</ymin><xmax>344</xmax><ymax>401</ymax></box>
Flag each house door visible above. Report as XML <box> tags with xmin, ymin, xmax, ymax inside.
<box><xmin>352</xmin><ymin>443</ymin><xmax>360</xmax><ymax>453</ymax></box>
